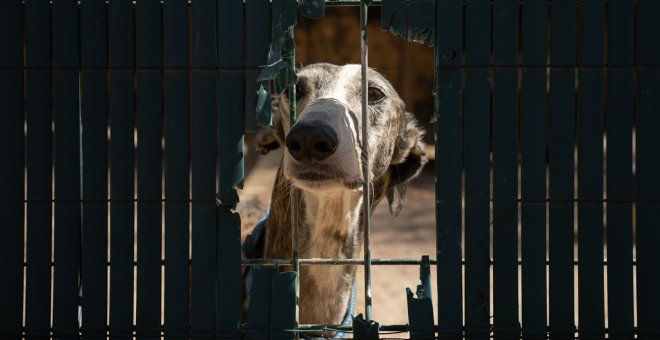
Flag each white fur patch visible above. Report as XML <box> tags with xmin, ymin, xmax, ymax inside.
<box><xmin>324</xmin><ymin>64</ymin><xmax>360</xmax><ymax>105</ymax></box>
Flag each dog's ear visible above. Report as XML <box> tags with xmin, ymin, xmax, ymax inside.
<box><xmin>256</xmin><ymin>95</ymin><xmax>286</xmax><ymax>154</ymax></box>
<box><xmin>256</xmin><ymin>123</ymin><xmax>283</xmax><ymax>154</ymax></box>
<box><xmin>387</xmin><ymin>112</ymin><xmax>428</xmax><ymax>216</ymax></box>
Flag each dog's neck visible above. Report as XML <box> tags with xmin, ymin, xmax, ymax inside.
<box><xmin>264</xmin><ymin>165</ymin><xmax>366</xmax><ymax>325</ymax></box>
<box><xmin>301</xmin><ymin>188</ymin><xmax>362</xmax><ymax>259</ymax></box>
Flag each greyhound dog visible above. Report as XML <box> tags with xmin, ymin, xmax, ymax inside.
<box><xmin>244</xmin><ymin>63</ymin><xmax>427</xmax><ymax>332</ymax></box>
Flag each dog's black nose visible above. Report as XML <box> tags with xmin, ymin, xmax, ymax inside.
<box><xmin>285</xmin><ymin>122</ymin><xmax>338</xmax><ymax>162</ymax></box>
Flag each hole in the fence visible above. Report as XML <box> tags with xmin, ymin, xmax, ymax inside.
<box><xmin>239</xmin><ymin>4</ymin><xmax>435</xmax><ymax>330</ymax></box>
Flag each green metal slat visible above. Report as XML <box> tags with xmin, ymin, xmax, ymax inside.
<box><xmin>520</xmin><ymin>69</ymin><xmax>547</xmax><ymax>338</ymax></box>
<box><xmin>216</xmin><ymin>211</ymin><xmax>242</xmax><ymax>336</ymax></box>
<box><xmin>191</xmin><ymin>2</ymin><xmax>217</xmax><ymax>337</ymax></box>
<box><xmin>605</xmin><ymin>2</ymin><xmax>634</xmax><ymax>338</ymax></box>
<box><xmin>217</xmin><ymin>0</ymin><xmax>244</xmax><ymax>335</ymax></box>
<box><xmin>299</xmin><ymin>0</ymin><xmax>325</xmax><ymax>19</ymax></box>
<box><xmin>81</xmin><ymin>0</ymin><xmax>107</xmax><ymax>68</ymax></box>
<box><xmin>551</xmin><ymin>0</ymin><xmax>576</xmax><ymax>67</ymax></box>
<box><xmin>136</xmin><ymin>0</ymin><xmax>162</xmax><ymax>69</ymax></box>
<box><xmin>463</xmin><ymin>1</ymin><xmax>490</xmax><ymax>338</ymax></box>
<box><xmin>135</xmin><ymin>2</ymin><xmax>163</xmax><ymax>338</ymax></box>
<box><xmin>25</xmin><ymin>71</ymin><xmax>53</xmax><ymax>338</ymax></box>
<box><xmin>218</xmin><ymin>0</ymin><xmax>243</xmax><ymax>69</ymax></box>
<box><xmin>381</xmin><ymin>0</ymin><xmax>407</xmax><ymax>40</ymax></box>
<box><xmin>607</xmin><ymin>0</ymin><xmax>634</xmax><ymax>67</ymax></box>
<box><xmin>163</xmin><ymin>2</ymin><xmax>190</xmax><ymax>337</ymax></box>
<box><xmin>25</xmin><ymin>0</ymin><xmax>51</xmax><ymax>68</ymax></box>
<box><xmin>81</xmin><ymin>70</ymin><xmax>109</xmax><ymax>338</ymax></box>
<box><xmin>0</xmin><ymin>2</ymin><xmax>24</xmax><ymax>334</ymax></box>
<box><xmin>576</xmin><ymin>3</ymin><xmax>605</xmax><ymax>339</ymax></box>
<box><xmin>407</xmin><ymin>256</ymin><xmax>434</xmax><ymax>340</ymax></box>
<box><xmin>53</xmin><ymin>0</ymin><xmax>79</xmax><ymax>69</ymax></box>
<box><xmin>408</xmin><ymin>0</ymin><xmax>434</xmax><ymax>46</ymax></box>
<box><xmin>136</xmin><ymin>71</ymin><xmax>163</xmax><ymax>339</ymax></box>
<box><xmin>270</xmin><ymin>272</ymin><xmax>297</xmax><ymax>340</ymax></box>
<box><xmin>216</xmin><ymin>38</ymin><xmax>245</xmax><ymax>336</ymax></box>
<box><xmin>492</xmin><ymin>1</ymin><xmax>519</xmax><ymax>338</ymax></box>
<box><xmin>109</xmin><ymin>0</ymin><xmax>135</xmax><ymax>68</ymax></box>
<box><xmin>52</xmin><ymin>69</ymin><xmax>82</xmax><ymax>338</ymax></box>
<box><xmin>246</xmin><ymin>0</ymin><xmax>269</xmax><ymax>68</ymax></box>
<box><xmin>520</xmin><ymin>1</ymin><xmax>548</xmax><ymax>337</ymax></box>
<box><xmin>246</xmin><ymin>267</ymin><xmax>277</xmax><ymax>340</ymax></box>
<box><xmin>435</xmin><ymin>0</ymin><xmax>462</xmax><ymax>337</ymax></box>
<box><xmin>491</xmin><ymin>68</ymin><xmax>520</xmax><ymax>339</ymax></box>
<box><xmin>191</xmin><ymin>0</ymin><xmax>217</xmax><ymax>68</ymax></box>
<box><xmin>24</xmin><ymin>2</ymin><xmax>51</xmax><ymax>336</ymax></box>
<box><xmin>576</xmin><ymin>69</ymin><xmax>605</xmax><ymax>340</ymax></box>
<box><xmin>245</xmin><ymin>0</ymin><xmax>270</xmax><ymax>132</ymax></box>
<box><xmin>548</xmin><ymin>71</ymin><xmax>576</xmax><ymax>340</ymax></box>
<box><xmin>80</xmin><ymin>1</ymin><xmax>109</xmax><ymax>336</ymax></box>
<box><xmin>109</xmin><ymin>70</ymin><xmax>136</xmax><ymax>338</ymax></box>
<box><xmin>51</xmin><ymin>1</ymin><xmax>81</xmax><ymax>336</ymax></box>
<box><xmin>108</xmin><ymin>1</ymin><xmax>135</xmax><ymax>337</ymax></box>
<box><xmin>0</xmin><ymin>0</ymin><xmax>23</xmax><ymax>336</ymax></box>
<box><xmin>190</xmin><ymin>71</ymin><xmax>217</xmax><ymax>336</ymax></box>
<box><xmin>164</xmin><ymin>0</ymin><xmax>188</xmax><ymax>68</ymax></box>
<box><xmin>635</xmin><ymin>68</ymin><xmax>660</xmax><ymax>338</ymax></box>
<box><xmin>0</xmin><ymin>0</ymin><xmax>22</xmax><ymax>69</ymax></box>
<box><xmin>246</xmin><ymin>69</ymin><xmax>262</xmax><ymax>132</ymax></box>
<box><xmin>81</xmin><ymin>71</ymin><xmax>108</xmax><ymax>337</ymax></box>
<box><xmin>164</xmin><ymin>72</ymin><xmax>190</xmax><ymax>339</ymax></box>
<box><xmin>636</xmin><ymin>0</ymin><xmax>660</xmax><ymax>65</ymax></box>
<box><xmin>548</xmin><ymin>2</ymin><xmax>576</xmax><ymax>339</ymax></box>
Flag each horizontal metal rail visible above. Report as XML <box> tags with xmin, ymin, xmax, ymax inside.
<box><xmin>18</xmin><ymin>258</ymin><xmax>640</xmax><ymax>266</ymax></box>
<box><xmin>8</xmin><ymin>325</ymin><xmax>650</xmax><ymax>339</ymax></box>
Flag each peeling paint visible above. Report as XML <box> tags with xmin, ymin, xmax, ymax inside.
<box><xmin>257</xmin><ymin>0</ymin><xmax>298</xmax><ymax>127</ymax></box>
<box><xmin>299</xmin><ymin>0</ymin><xmax>325</xmax><ymax>19</ymax></box>
<box><xmin>381</xmin><ymin>0</ymin><xmax>435</xmax><ymax>47</ymax></box>
<box><xmin>256</xmin><ymin>83</ymin><xmax>272</xmax><ymax>127</ymax></box>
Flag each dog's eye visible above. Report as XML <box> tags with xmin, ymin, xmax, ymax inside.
<box><xmin>368</xmin><ymin>87</ymin><xmax>385</xmax><ymax>104</ymax></box>
<box><xmin>295</xmin><ymin>83</ymin><xmax>306</xmax><ymax>101</ymax></box>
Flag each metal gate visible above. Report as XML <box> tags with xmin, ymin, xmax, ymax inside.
<box><xmin>0</xmin><ymin>0</ymin><xmax>658</xmax><ymax>339</ymax></box>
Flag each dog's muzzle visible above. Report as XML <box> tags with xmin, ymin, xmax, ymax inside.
<box><xmin>285</xmin><ymin>98</ymin><xmax>356</xmax><ymax>163</ymax></box>
<box><xmin>285</xmin><ymin>121</ymin><xmax>338</xmax><ymax>162</ymax></box>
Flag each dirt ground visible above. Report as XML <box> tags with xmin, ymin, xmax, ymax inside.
<box><xmin>238</xmin><ymin>148</ymin><xmax>438</xmax><ymax>333</ymax></box>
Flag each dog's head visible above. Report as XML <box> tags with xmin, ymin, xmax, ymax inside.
<box><xmin>257</xmin><ymin>63</ymin><xmax>427</xmax><ymax>215</ymax></box>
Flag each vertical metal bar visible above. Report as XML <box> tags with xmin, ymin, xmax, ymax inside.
<box><xmin>191</xmin><ymin>0</ymin><xmax>217</xmax><ymax>337</ymax></box>
<box><xmin>0</xmin><ymin>0</ymin><xmax>24</xmax><ymax>336</ymax></box>
<box><xmin>135</xmin><ymin>1</ymin><xmax>163</xmax><ymax>337</ymax></box>
<box><xmin>577</xmin><ymin>1</ymin><xmax>606</xmax><ymax>338</ymax></box>
<box><xmin>163</xmin><ymin>1</ymin><xmax>190</xmax><ymax>337</ymax></box>
<box><xmin>549</xmin><ymin>1</ymin><xmax>577</xmax><ymax>338</ymax></box>
<box><xmin>434</xmin><ymin>0</ymin><xmax>463</xmax><ymax>337</ymax></box>
<box><xmin>108</xmin><ymin>0</ymin><xmax>135</xmax><ymax>336</ymax></box>
<box><xmin>216</xmin><ymin>0</ymin><xmax>244</xmax><ymax>335</ymax></box>
<box><xmin>605</xmin><ymin>0</ymin><xmax>634</xmax><ymax>338</ymax></box>
<box><xmin>463</xmin><ymin>0</ymin><xmax>491</xmax><ymax>337</ymax></box>
<box><xmin>520</xmin><ymin>0</ymin><xmax>548</xmax><ymax>337</ymax></box>
<box><xmin>80</xmin><ymin>0</ymin><xmax>109</xmax><ymax>336</ymax></box>
<box><xmin>492</xmin><ymin>0</ymin><xmax>520</xmax><ymax>337</ymax></box>
<box><xmin>635</xmin><ymin>1</ymin><xmax>660</xmax><ymax>336</ymax></box>
<box><xmin>24</xmin><ymin>0</ymin><xmax>52</xmax><ymax>336</ymax></box>
<box><xmin>288</xmin><ymin>23</ymin><xmax>300</xmax><ymax>326</ymax></box>
<box><xmin>635</xmin><ymin>67</ymin><xmax>660</xmax><ymax>339</ymax></box>
<box><xmin>51</xmin><ymin>0</ymin><xmax>82</xmax><ymax>336</ymax></box>
<box><xmin>245</xmin><ymin>0</ymin><xmax>270</xmax><ymax>132</ymax></box>
<box><xmin>360</xmin><ymin>0</ymin><xmax>372</xmax><ymax>322</ymax></box>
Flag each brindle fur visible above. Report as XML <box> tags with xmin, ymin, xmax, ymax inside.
<box><xmin>246</xmin><ymin>63</ymin><xmax>427</xmax><ymax>329</ymax></box>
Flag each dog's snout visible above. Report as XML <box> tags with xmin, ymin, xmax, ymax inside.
<box><xmin>285</xmin><ymin>122</ymin><xmax>338</xmax><ymax>162</ymax></box>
